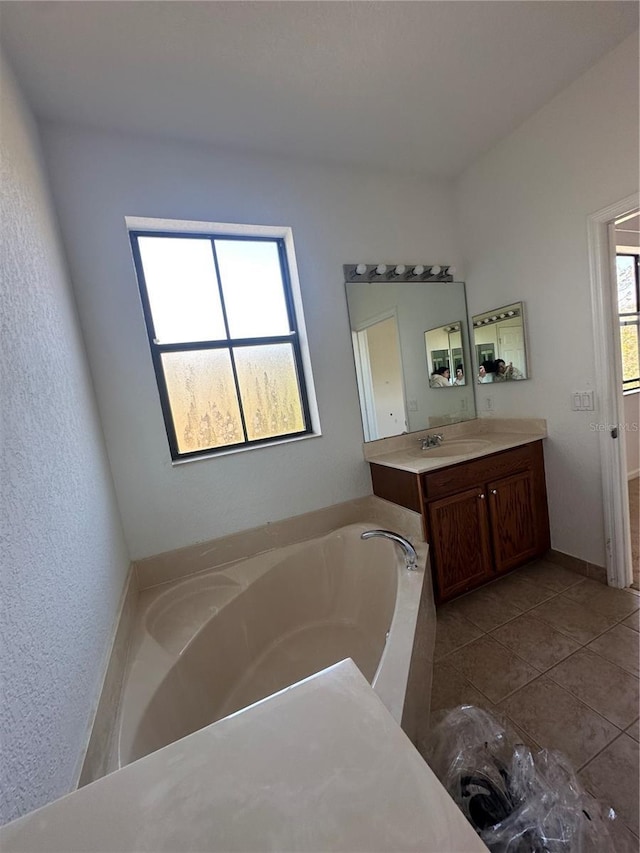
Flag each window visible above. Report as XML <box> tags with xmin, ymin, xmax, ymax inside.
<box><xmin>616</xmin><ymin>252</ymin><xmax>640</xmax><ymax>393</ymax></box>
<box><xmin>129</xmin><ymin>224</ymin><xmax>314</xmax><ymax>460</ymax></box>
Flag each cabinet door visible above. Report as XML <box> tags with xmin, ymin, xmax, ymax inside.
<box><xmin>427</xmin><ymin>486</ymin><xmax>494</xmax><ymax>602</ymax></box>
<box><xmin>487</xmin><ymin>470</ymin><xmax>538</xmax><ymax>573</ymax></box>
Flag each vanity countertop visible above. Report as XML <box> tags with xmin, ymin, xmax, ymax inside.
<box><xmin>365</xmin><ymin>418</ymin><xmax>547</xmax><ymax>475</ymax></box>
<box><xmin>1</xmin><ymin>659</ymin><xmax>487</xmax><ymax>853</ymax></box>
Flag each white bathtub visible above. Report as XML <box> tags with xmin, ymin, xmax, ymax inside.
<box><xmin>115</xmin><ymin>523</ymin><xmax>431</xmax><ymax>768</ymax></box>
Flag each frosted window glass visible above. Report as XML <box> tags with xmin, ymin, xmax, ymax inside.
<box><xmin>139</xmin><ymin>237</ymin><xmax>226</xmax><ymax>343</ymax></box>
<box><xmin>234</xmin><ymin>345</ymin><xmax>304</xmax><ymax>440</ymax></box>
<box><xmin>215</xmin><ymin>240</ymin><xmax>290</xmax><ymax>338</ymax></box>
<box><xmin>161</xmin><ymin>350</ymin><xmax>244</xmax><ymax>452</ymax></box>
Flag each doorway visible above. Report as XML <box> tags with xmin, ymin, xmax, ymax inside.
<box><xmin>352</xmin><ymin>313</ymin><xmax>407</xmax><ymax>441</ymax></box>
<box><xmin>614</xmin><ymin>211</ymin><xmax>640</xmax><ymax>588</ymax></box>
<box><xmin>587</xmin><ymin>193</ymin><xmax>639</xmax><ymax>589</ymax></box>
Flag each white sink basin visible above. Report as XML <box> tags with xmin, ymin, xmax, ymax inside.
<box><xmin>409</xmin><ymin>438</ymin><xmax>493</xmax><ymax>458</ymax></box>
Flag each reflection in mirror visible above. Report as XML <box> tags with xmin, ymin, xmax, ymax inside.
<box><xmin>345</xmin><ymin>279</ymin><xmax>476</xmax><ymax>440</ymax></box>
<box><xmin>425</xmin><ymin>322</ymin><xmax>468</xmax><ymax>388</ymax></box>
<box><xmin>472</xmin><ymin>301</ymin><xmax>529</xmax><ymax>384</ymax></box>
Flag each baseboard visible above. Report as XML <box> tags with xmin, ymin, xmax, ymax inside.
<box><xmin>544</xmin><ymin>549</ymin><xmax>607</xmax><ymax>585</ymax></box>
<box><xmin>76</xmin><ymin>566</ymin><xmax>139</xmax><ymax>787</ymax></box>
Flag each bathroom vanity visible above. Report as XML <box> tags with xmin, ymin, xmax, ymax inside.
<box><xmin>365</xmin><ymin>421</ymin><xmax>550</xmax><ymax>603</ymax></box>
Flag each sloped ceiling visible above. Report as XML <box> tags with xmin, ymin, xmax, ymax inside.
<box><xmin>1</xmin><ymin>1</ymin><xmax>638</xmax><ymax>177</ymax></box>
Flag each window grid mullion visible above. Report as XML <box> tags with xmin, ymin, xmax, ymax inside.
<box><xmin>152</xmin><ymin>333</ymin><xmax>298</xmax><ymax>354</ymax></box>
<box><xmin>209</xmin><ymin>239</ymin><xmax>249</xmax><ymax>444</ymax></box>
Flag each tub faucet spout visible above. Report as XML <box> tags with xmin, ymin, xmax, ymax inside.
<box><xmin>361</xmin><ymin>529</ymin><xmax>418</xmax><ymax>570</ymax></box>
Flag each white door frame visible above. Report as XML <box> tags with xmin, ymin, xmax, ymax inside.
<box><xmin>352</xmin><ymin>329</ymin><xmax>377</xmax><ymax>441</ymax></box>
<box><xmin>587</xmin><ymin>192</ymin><xmax>638</xmax><ymax>588</ymax></box>
<box><xmin>353</xmin><ymin>309</ymin><xmax>409</xmax><ymax>436</ymax></box>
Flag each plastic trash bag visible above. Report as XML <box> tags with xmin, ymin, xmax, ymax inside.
<box><xmin>425</xmin><ymin>705</ymin><xmax>617</xmax><ymax>852</ymax></box>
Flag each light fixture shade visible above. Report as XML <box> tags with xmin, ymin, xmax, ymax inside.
<box><xmin>394</xmin><ymin>264</ymin><xmax>406</xmax><ymax>276</ymax></box>
<box><xmin>413</xmin><ymin>265</ymin><xmax>425</xmax><ymax>276</ymax></box>
<box><xmin>355</xmin><ymin>263</ymin><xmax>367</xmax><ymax>276</ymax></box>
<box><xmin>430</xmin><ymin>265</ymin><xmax>441</xmax><ymax>275</ymax></box>
<box><xmin>375</xmin><ymin>264</ymin><xmax>387</xmax><ymax>275</ymax></box>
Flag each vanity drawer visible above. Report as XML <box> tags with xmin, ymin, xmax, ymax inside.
<box><xmin>421</xmin><ymin>442</ymin><xmax>540</xmax><ymax>501</ymax></box>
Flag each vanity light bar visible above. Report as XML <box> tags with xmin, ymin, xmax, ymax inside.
<box><xmin>344</xmin><ymin>264</ymin><xmax>456</xmax><ymax>282</ymax></box>
<box><xmin>473</xmin><ymin>307</ymin><xmax>520</xmax><ymax>327</ymax></box>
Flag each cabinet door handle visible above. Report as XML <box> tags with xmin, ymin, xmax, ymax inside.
<box><xmin>478</xmin><ymin>493</ymin><xmax>485</xmax><ymax>500</ymax></box>
<box><xmin>490</xmin><ymin>489</ymin><xmax>498</xmax><ymax>495</ymax></box>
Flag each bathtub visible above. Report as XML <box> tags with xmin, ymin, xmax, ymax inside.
<box><xmin>114</xmin><ymin>522</ymin><xmax>431</xmax><ymax>769</ymax></box>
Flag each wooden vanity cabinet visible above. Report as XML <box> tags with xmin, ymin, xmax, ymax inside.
<box><xmin>370</xmin><ymin>441</ymin><xmax>550</xmax><ymax>604</ymax></box>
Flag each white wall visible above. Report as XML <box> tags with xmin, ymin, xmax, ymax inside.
<box><xmin>0</xmin><ymin>54</ymin><xmax>130</xmax><ymax>824</ymax></box>
<box><xmin>455</xmin><ymin>33</ymin><xmax>639</xmax><ymax>565</ymax></box>
<box><xmin>40</xmin><ymin>123</ymin><xmax>459</xmax><ymax>558</ymax></box>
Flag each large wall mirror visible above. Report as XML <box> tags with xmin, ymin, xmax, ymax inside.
<box><xmin>345</xmin><ymin>276</ymin><xmax>476</xmax><ymax>441</ymax></box>
<box><xmin>471</xmin><ymin>301</ymin><xmax>529</xmax><ymax>383</ymax></box>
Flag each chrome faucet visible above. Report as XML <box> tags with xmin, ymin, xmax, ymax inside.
<box><xmin>361</xmin><ymin>529</ymin><xmax>418</xmax><ymax>570</ymax></box>
<box><xmin>419</xmin><ymin>433</ymin><xmax>444</xmax><ymax>450</ymax></box>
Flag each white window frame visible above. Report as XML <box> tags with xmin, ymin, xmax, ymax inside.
<box><xmin>125</xmin><ymin>216</ymin><xmax>321</xmax><ymax>462</ymax></box>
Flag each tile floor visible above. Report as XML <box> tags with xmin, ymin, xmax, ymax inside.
<box><xmin>428</xmin><ymin>558</ymin><xmax>640</xmax><ymax>849</ymax></box>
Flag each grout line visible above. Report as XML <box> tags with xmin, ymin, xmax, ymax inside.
<box><xmin>576</xmin><ymin>729</ymin><xmax>627</xmax><ymax>773</ymax></box>
<box><xmin>495</xmin><ymin>673</ymin><xmax>623</xmax><ymax>766</ymax></box>
<box><xmin>582</xmin><ymin>640</ymin><xmax>640</xmax><ymax>680</ymax></box>
<box><xmin>544</xmin><ymin>663</ymin><xmax>632</xmax><ymax>732</ymax></box>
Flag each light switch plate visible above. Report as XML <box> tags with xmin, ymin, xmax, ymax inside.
<box><xmin>572</xmin><ymin>390</ymin><xmax>595</xmax><ymax>411</ymax></box>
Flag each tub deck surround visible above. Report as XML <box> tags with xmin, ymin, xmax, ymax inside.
<box><xmin>364</xmin><ymin>417</ymin><xmax>547</xmax><ymax>474</ymax></box>
<box><xmin>134</xmin><ymin>494</ymin><xmax>424</xmax><ymax>590</ymax></box>
<box><xmin>114</xmin><ymin>522</ymin><xmax>432</xmax><ymax>771</ymax></box>
<box><xmin>0</xmin><ymin>661</ymin><xmax>487</xmax><ymax>853</ymax></box>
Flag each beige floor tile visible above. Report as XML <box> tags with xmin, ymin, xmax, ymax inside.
<box><xmin>434</xmin><ymin>607</ymin><xmax>484</xmax><ymax>661</ymax></box>
<box><xmin>514</xmin><ymin>559</ymin><xmax>583</xmax><ymax>592</ymax></box>
<box><xmin>444</xmin><ymin>636</ymin><xmax>540</xmax><ymax>704</ymax></box>
<box><xmin>626</xmin><ymin>719</ymin><xmax>640</xmax><ymax>743</ymax></box>
<box><xmin>546</xmin><ymin>649</ymin><xmax>640</xmax><ymax>729</ymax></box>
<box><xmin>491</xmin><ymin>613</ymin><xmax>580</xmax><ymax>672</ymax></box>
<box><xmin>529</xmin><ymin>594</ymin><xmax>618</xmax><ymax>645</ymax></box>
<box><xmin>445</xmin><ymin>586</ymin><xmax>523</xmax><ymax>632</ymax></box>
<box><xmin>488</xmin><ymin>707</ymin><xmax>542</xmax><ymax>753</ymax></box>
<box><xmin>430</xmin><ymin>662</ymin><xmax>490</xmax><ymax>716</ymax></box>
<box><xmin>498</xmin><ymin>677</ymin><xmax>619</xmax><ymax>770</ymax></box>
<box><xmin>580</xmin><ymin>734</ymin><xmax>640</xmax><ymax>837</ymax></box>
<box><xmin>563</xmin><ymin>578</ymin><xmax>640</xmax><ymax>621</ymax></box>
<box><xmin>483</xmin><ymin>573</ymin><xmax>556</xmax><ymax>611</ymax></box>
<box><xmin>622</xmin><ymin>610</ymin><xmax>640</xmax><ymax>632</ymax></box>
<box><xmin>605</xmin><ymin>817</ymin><xmax>640</xmax><ymax>853</ymax></box>
<box><xmin>587</xmin><ymin>623</ymin><xmax>640</xmax><ymax>677</ymax></box>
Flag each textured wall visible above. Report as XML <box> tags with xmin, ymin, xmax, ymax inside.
<box><xmin>0</xmin><ymin>54</ymin><xmax>130</xmax><ymax>825</ymax></box>
<box><xmin>455</xmin><ymin>33</ymin><xmax>639</xmax><ymax>565</ymax></box>
<box><xmin>40</xmin><ymin>123</ymin><xmax>460</xmax><ymax>559</ymax></box>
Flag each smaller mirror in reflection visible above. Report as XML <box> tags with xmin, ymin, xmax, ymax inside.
<box><xmin>425</xmin><ymin>322</ymin><xmax>467</xmax><ymax>388</ymax></box>
<box><xmin>472</xmin><ymin>302</ymin><xmax>528</xmax><ymax>384</ymax></box>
